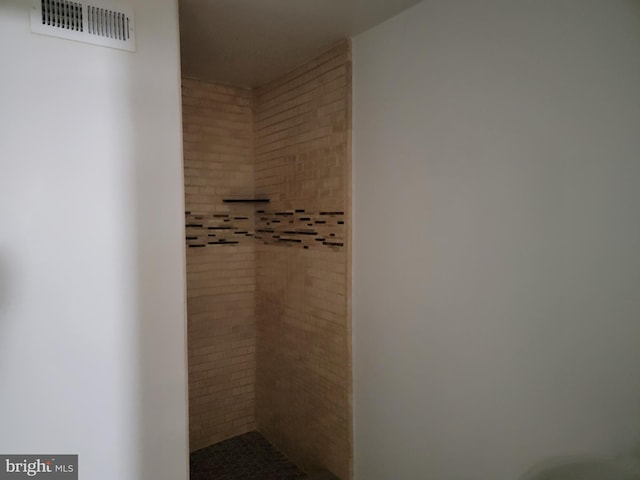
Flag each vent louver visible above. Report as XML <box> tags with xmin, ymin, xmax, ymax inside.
<box><xmin>87</xmin><ymin>6</ymin><xmax>130</xmax><ymax>41</ymax></box>
<box><xmin>41</xmin><ymin>1</ymin><xmax>84</xmax><ymax>31</ymax></box>
<box><xmin>31</xmin><ymin>0</ymin><xmax>135</xmax><ymax>52</ymax></box>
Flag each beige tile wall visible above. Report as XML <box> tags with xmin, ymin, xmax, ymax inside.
<box><xmin>254</xmin><ymin>41</ymin><xmax>353</xmax><ymax>480</ymax></box>
<box><xmin>182</xmin><ymin>79</ymin><xmax>257</xmax><ymax>450</ymax></box>
<box><xmin>181</xmin><ymin>41</ymin><xmax>352</xmax><ymax>478</ymax></box>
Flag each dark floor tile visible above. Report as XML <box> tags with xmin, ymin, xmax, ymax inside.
<box><xmin>190</xmin><ymin>431</ymin><xmax>307</xmax><ymax>480</ymax></box>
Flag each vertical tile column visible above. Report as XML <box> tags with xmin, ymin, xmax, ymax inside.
<box><xmin>254</xmin><ymin>41</ymin><xmax>353</xmax><ymax>479</ymax></box>
<box><xmin>182</xmin><ymin>79</ymin><xmax>257</xmax><ymax>450</ymax></box>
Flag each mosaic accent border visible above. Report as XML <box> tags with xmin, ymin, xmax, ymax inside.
<box><xmin>185</xmin><ymin>207</ymin><xmax>345</xmax><ymax>251</ymax></box>
<box><xmin>255</xmin><ymin>209</ymin><xmax>345</xmax><ymax>250</ymax></box>
<box><xmin>185</xmin><ymin>211</ymin><xmax>253</xmax><ymax>248</ymax></box>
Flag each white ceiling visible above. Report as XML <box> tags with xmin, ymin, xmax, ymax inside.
<box><xmin>179</xmin><ymin>0</ymin><xmax>422</xmax><ymax>88</ymax></box>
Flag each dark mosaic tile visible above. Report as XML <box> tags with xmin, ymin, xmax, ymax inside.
<box><xmin>190</xmin><ymin>431</ymin><xmax>307</xmax><ymax>480</ymax></box>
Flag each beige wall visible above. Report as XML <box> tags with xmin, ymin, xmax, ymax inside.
<box><xmin>182</xmin><ymin>79</ymin><xmax>257</xmax><ymax>450</ymax></box>
<box><xmin>182</xmin><ymin>42</ymin><xmax>352</xmax><ymax>479</ymax></box>
<box><xmin>254</xmin><ymin>41</ymin><xmax>352</xmax><ymax>480</ymax></box>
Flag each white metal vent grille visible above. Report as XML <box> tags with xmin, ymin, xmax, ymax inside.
<box><xmin>41</xmin><ymin>1</ymin><xmax>84</xmax><ymax>31</ymax></box>
<box><xmin>87</xmin><ymin>6</ymin><xmax>130</xmax><ymax>41</ymax></box>
<box><xmin>31</xmin><ymin>0</ymin><xmax>135</xmax><ymax>52</ymax></box>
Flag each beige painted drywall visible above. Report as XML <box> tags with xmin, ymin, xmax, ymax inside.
<box><xmin>0</xmin><ymin>1</ymin><xmax>188</xmax><ymax>479</ymax></box>
<box><xmin>353</xmin><ymin>0</ymin><xmax>640</xmax><ymax>478</ymax></box>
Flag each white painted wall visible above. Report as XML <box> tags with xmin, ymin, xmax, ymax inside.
<box><xmin>0</xmin><ymin>1</ymin><xmax>188</xmax><ymax>479</ymax></box>
<box><xmin>353</xmin><ymin>1</ymin><xmax>640</xmax><ymax>478</ymax></box>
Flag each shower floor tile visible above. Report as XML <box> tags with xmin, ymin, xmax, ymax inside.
<box><xmin>190</xmin><ymin>431</ymin><xmax>307</xmax><ymax>480</ymax></box>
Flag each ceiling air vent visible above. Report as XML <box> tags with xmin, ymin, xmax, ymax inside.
<box><xmin>31</xmin><ymin>0</ymin><xmax>136</xmax><ymax>52</ymax></box>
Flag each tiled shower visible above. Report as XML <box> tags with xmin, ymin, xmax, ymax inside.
<box><xmin>182</xmin><ymin>41</ymin><xmax>352</xmax><ymax>479</ymax></box>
